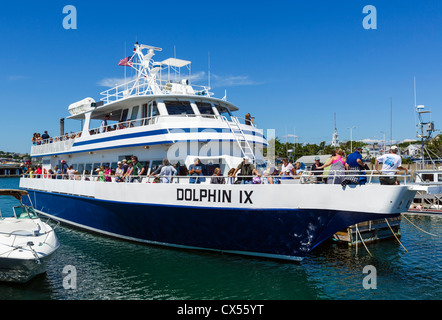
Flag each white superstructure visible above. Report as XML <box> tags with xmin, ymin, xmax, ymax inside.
<box><xmin>30</xmin><ymin>43</ymin><xmax>266</xmax><ymax>175</ymax></box>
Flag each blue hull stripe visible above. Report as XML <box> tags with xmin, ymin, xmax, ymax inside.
<box><xmin>73</xmin><ymin>129</ymin><xmax>169</xmax><ymax>146</ymax></box>
<box><xmin>73</xmin><ymin>127</ymin><xmax>265</xmax><ymax>148</ymax></box>
<box><xmin>24</xmin><ymin>190</ymin><xmax>399</xmax><ymax>260</ymax></box>
<box><xmin>31</xmin><ymin>127</ymin><xmax>267</xmax><ymax>157</ymax></box>
<box><xmin>33</xmin><ymin>139</ymin><xmax>268</xmax><ymax>158</ymax></box>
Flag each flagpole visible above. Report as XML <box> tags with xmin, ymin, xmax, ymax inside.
<box><xmin>124</xmin><ymin>42</ymin><xmax>127</xmax><ymax>91</ymax></box>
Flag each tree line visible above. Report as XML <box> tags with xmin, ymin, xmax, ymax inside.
<box><xmin>265</xmin><ymin>134</ymin><xmax>442</xmax><ymax>163</ymax></box>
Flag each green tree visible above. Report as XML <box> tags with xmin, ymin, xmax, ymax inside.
<box><xmin>426</xmin><ymin>134</ymin><xmax>442</xmax><ymax>158</ymax></box>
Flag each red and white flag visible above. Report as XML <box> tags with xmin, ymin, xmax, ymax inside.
<box><xmin>118</xmin><ymin>56</ymin><xmax>133</xmax><ymax>67</ymax></box>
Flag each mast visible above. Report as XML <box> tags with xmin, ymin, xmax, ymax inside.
<box><xmin>390</xmin><ymin>97</ymin><xmax>392</xmax><ymax>147</ymax></box>
<box><xmin>331</xmin><ymin>113</ymin><xmax>340</xmax><ymax>147</ymax></box>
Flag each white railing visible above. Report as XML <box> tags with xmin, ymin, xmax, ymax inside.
<box><xmin>297</xmin><ymin>169</ymin><xmax>411</xmax><ymax>185</ymax></box>
<box><xmin>21</xmin><ymin>170</ymin><xmax>412</xmax><ymax>186</ymax></box>
<box><xmin>100</xmin><ymin>78</ymin><xmax>213</xmax><ymax>104</ymax></box>
<box><xmin>31</xmin><ymin>131</ymin><xmax>82</xmax><ymax>156</ymax></box>
<box><xmin>30</xmin><ymin>114</ymin><xmax>256</xmax><ymax>156</ymax></box>
<box><xmin>31</xmin><ymin>136</ymin><xmax>78</xmax><ymax>155</ymax></box>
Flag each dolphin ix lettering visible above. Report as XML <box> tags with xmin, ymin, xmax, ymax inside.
<box><xmin>177</xmin><ymin>188</ymin><xmax>254</xmax><ymax>204</ymax></box>
<box><xmin>177</xmin><ymin>188</ymin><xmax>232</xmax><ymax>203</ymax></box>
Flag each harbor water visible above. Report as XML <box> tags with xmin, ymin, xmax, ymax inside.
<box><xmin>0</xmin><ymin>178</ymin><xmax>440</xmax><ymax>300</ymax></box>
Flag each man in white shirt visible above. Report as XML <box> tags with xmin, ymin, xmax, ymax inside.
<box><xmin>100</xmin><ymin>115</ymin><xmax>110</xmax><ymax>133</ymax></box>
<box><xmin>375</xmin><ymin>146</ymin><xmax>408</xmax><ymax>185</ymax></box>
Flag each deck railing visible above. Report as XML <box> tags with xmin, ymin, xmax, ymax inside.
<box><xmin>30</xmin><ymin>114</ymin><xmax>257</xmax><ymax>156</ymax></box>
<box><xmin>21</xmin><ymin>170</ymin><xmax>412</xmax><ymax>185</ymax></box>
<box><xmin>100</xmin><ymin>78</ymin><xmax>214</xmax><ymax>104</ymax></box>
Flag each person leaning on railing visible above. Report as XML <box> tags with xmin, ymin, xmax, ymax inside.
<box><xmin>375</xmin><ymin>145</ymin><xmax>408</xmax><ymax>185</ymax></box>
<box><xmin>157</xmin><ymin>158</ymin><xmax>177</xmax><ymax>183</ymax></box>
<box><xmin>129</xmin><ymin>156</ymin><xmax>145</xmax><ymax>183</ymax></box>
<box><xmin>210</xmin><ymin>168</ymin><xmax>225</xmax><ymax>184</ymax></box>
<box><xmin>189</xmin><ymin>158</ymin><xmax>204</xmax><ymax>184</ymax></box>
<box><xmin>233</xmin><ymin>156</ymin><xmax>260</xmax><ymax>184</ymax></box>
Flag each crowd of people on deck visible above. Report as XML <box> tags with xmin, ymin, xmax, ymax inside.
<box><xmin>32</xmin><ymin>131</ymin><xmax>82</xmax><ymax>146</ymax></box>
<box><xmin>23</xmin><ymin>146</ymin><xmax>408</xmax><ymax>185</ymax></box>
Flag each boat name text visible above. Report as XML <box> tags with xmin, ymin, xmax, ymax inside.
<box><xmin>177</xmin><ymin>188</ymin><xmax>253</xmax><ymax>204</ymax></box>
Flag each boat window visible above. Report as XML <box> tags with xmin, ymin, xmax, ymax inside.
<box><xmin>196</xmin><ymin>102</ymin><xmax>215</xmax><ymax>115</ymax></box>
<box><xmin>151</xmin><ymin>102</ymin><xmax>159</xmax><ymax>117</ymax></box>
<box><xmin>111</xmin><ymin>162</ymin><xmax>118</xmax><ymax>170</ymax></box>
<box><xmin>146</xmin><ymin>101</ymin><xmax>159</xmax><ymax>125</ymax></box>
<box><xmin>85</xmin><ymin>163</ymin><xmax>93</xmax><ymax>174</ymax></box>
<box><xmin>203</xmin><ymin>161</ymin><xmax>220</xmax><ymax>176</ymax></box>
<box><xmin>439</xmin><ymin>174</ymin><xmax>442</xmax><ymax>182</ymax></box>
<box><xmin>142</xmin><ymin>104</ymin><xmax>148</xmax><ymax>119</ymax></box>
<box><xmin>78</xmin><ymin>163</ymin><xmax>85</xmax><ymax>174</ymax></box>
<box><xmin>120</xmin><ymin>109</ymin><xmax>129</xmax><ymax>122</ymax></box>
<box><xmin>13</xmin><ymin>206</ymin><xmax>38</xmax><ymax>219</ymax></box>
<box><xmin>422</xmin><ymin>174</ymin><xmax>434</xmax><ymax>182</ymax></box>
<box><xmin>92</xmin><ymin>163</ymin><xmax>100</xmax><ymax>173</ymax></box>
<box><xmin>215</xmin><ymin>105</ymin><xmax>232</xmax><ymax>121</ymax></box>
<box><xmin>139</xmin><ymin>161</ymin><xmax>150</xmax><ymax>175</ymax></box>
<box><xmin>164</xmin><ymin>101</ymin><xmax>194</xmax><ymax>115</ymax></box>
<box><xmin>118</xmin><ymin>156</ymin><xmax>132</xmax><ymax>162</ymax></box>
<box><xmin>150</xmin><ymin>160</ymin><xmax>163</xmax><ymax>175</ymax></box>
<box><xmin>130</xmin><ymin>106</ymin><xmax>140</xmax><ymax>120</ymax></box>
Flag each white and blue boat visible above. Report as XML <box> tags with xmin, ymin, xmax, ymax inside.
<box><xmin>0</xmin><ymin>189</ymin><xmax>59</xmax><ymax>283</ymax></box>
<box><xmin>20</xmin><ymin>43</ymin><xmax>418</xmax><ymax>261</ymax></box>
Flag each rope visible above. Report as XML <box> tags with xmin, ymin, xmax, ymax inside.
<box><xmin>355</xmin><ymin>225</ymin><xmax>358</xmax><ymax>255</ymax></box>
<box><xmin>355</xmin><ymin>224</ymin><xmax>373</xmax><ymax>257</ymax></box>
<box><xmin>385</xmin><ymin>218</ymin><xmax>408</xmax><ymax>253</ymax></box>
<box><xmin>402</xmin><ymin>214</ymin><xmax>440</xmax><ymax>237</ymax></box>
<box><xmin>0</xmin><ymin>246</ymin><xmax>20</xmax><ymax>257</ymax></box>
<box><xmin>27</xmin><ymin>243</ymin><xmax>41</xmax><ymax>264</ymax></box>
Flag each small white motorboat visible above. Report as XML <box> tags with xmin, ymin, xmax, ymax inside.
<box><xmin>0</xmin><ymin>189</ymin><xmax>60</xmax><ymax>283</ymax></box>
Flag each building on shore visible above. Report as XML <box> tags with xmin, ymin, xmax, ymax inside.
<box><xmin>0</xmin><ymin>160</ymin><xmax>24</xmax><ymax>177</ymax></box>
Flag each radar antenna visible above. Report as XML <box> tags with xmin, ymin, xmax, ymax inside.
<box><xmin>415</xmin><ymin>104</ymin><xmax>439</xmax><ymax>168</ymax></box>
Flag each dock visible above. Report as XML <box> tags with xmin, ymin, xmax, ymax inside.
<box><xmin>0</xmin><ymin>161</ymin><xmax>24</xmax><ymax>177</ymax></box>
<box><xmin>333</xmin><ymin>217</ymin><xmax>401</xmax><ymax>246</ymax></box>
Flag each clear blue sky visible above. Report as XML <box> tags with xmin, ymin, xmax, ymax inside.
<box><xmin>1</xmin><ymin>0</ymin><xmax>441</xmax><ymax>154</ymax></box>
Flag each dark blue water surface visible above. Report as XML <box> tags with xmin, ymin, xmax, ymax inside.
<box><xmin>0</xmin><ymin>178</ymin><xmax>440</xmax><ymax>300</ymax></box>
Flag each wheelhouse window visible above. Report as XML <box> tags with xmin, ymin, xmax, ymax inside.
<box><xmin>196</xmin><ymin>102</ymin><xmax>215</xmax><ymax>116</ymax></box>
<box><xmin>144</xmin><ymin>101</ymin><xmax>159</xmax><ymax>125</ymax></box>
<box><xmin>151</xmin><ymin>102</ymin><xmax>159</xmax><ymax>117</ymax></box>
<box><xmin>164</xmin><ymin>101</ymin><xmax>194</xmax><ymax>115</ymax></box>
<box><xmin>215</xmin><ymin>105</ymin><xmax>232</xmax><ymax>121</ymax></box>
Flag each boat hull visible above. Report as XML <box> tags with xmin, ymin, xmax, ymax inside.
<box><xmin>0</xmin><ymin>250</ymin><xmax>57</xmax><ymax>283</ymax></box>
<box><xmin>23</xmin><ymin>188</ymin><xmax>402</xmax><ymax>261</ymax></box>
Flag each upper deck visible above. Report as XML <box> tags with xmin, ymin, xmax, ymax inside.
<box><xmin>30</xmin><ymin>95</ymin><xmax>266</xmax><ymax>158</ymax></box>
<box><xmin>30</xmin><ymin>43</ymin><xmax>266</xmax><ymax>159</ymax></box>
